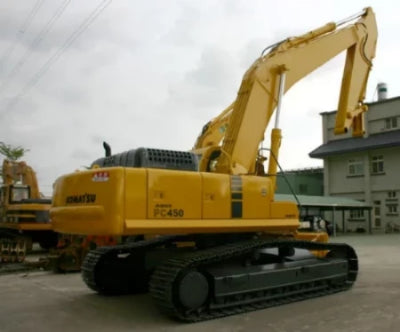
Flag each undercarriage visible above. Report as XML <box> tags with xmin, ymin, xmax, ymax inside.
<box><xmin>0</xmin><ymin>235</ymin><xmax>28</xmax><ymax>263</ymax></box>
<box><xmin>82</xmin><ymin>234</ymin><xmax>357</xmax><ymax>321</ymax></box>
<box><xmin>0</xmin><ymin>229</ymin><xmax>58</xmax><ymax>264</ymax></box>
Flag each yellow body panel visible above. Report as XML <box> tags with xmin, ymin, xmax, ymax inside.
<box><xmin>295</xmin><ymin>231</ymin><xmax>330</xmax><ymax>258</ymax></box>
<box><xmin>1</xmin><ymin>202</ymin><xmax>51</xmax><ymax>231</ymax></box>
<box><xmin>295</xmin><ymin>230</ymin><xmax>329</xmax><ymax>243</ymax></box>
<box><xmin>202</xmin><ymin>173</ymin><xmax>230</xmax><ymax>219</ymax></box>
<box><xmin>147</xmin><ymin>169</ymin><xmax>202</xmax><ymax>219</ymax></box>
<box><xmin>51</xmin><ymin>167</ymin><xmax>300</xmax><ymax>236</ymax></box>
<box><xmin>6</xmin><ymin>203</ymin><xmax>49</xmax><ymax>212</ymax></box>
<box><xmin>241</xmin><ymin>176</ymin><xmax>272</xmax><ymax>219</ymax></box>
<box><xmin>124</xmin><ymin>168</ymin><xmax>147</xmax><ymax>219</ymax></box>
<box><xmin>124</xmin><ymin>218</ymin><xmax>299</xmax><ymax>235</ymax></box>
<box><xmin>51</xmin><ymin>168</ymin><xmax>126</xmax><ymax>235</ymax></box>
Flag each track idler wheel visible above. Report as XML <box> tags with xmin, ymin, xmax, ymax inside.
<box><xmin>16</xmin><ymin>239</ymin><xmax>26</xmax><ymax>263</ymax></box>
<box><xmin>1</xmin><ymin>239</ymin><xmax>11</xmax><ymax>263</ymax></box>
<box><xmin>175</xmin><ymin>269</ymin><xmax>210</xmax><ymax>313</ymax></box>
<box><xmin>10</xmin><ymin>242</ymin><xmax>18</xmax><ymax>263</ymax></box>
<box><xmin>0</xmin><ymin>238</ymin><xmax>27</xmax><ymax>264</ymax></box>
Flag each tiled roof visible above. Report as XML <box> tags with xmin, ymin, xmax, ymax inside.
<box><xmin>309</xmin><ymin>129</ymin><xmax>400</xmax><ymax>158</ymax></box>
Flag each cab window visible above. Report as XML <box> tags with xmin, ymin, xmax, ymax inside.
<box><xmin>10</xmin><ymin>187</ymin><xmax>30</xmax><ymax>203</ymax></box>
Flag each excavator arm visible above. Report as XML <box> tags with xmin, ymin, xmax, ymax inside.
<box><xmin>208</xmin><ymin>7</ymin><xmax>377</xmax><ymax>176</ymax></box>
<box><xmin>1</xmin><ymin>160</ymin><xmax>41</xmax><ymax>199</ymax></box>
<box><xmin>193</xmin><ymin>101</ymin><xmax>234</xmax><ymax>149</ymax></box>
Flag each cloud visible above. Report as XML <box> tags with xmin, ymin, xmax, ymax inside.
<box><xmin>0</xmin><ymin>0</ymin><xmax>398</xmax><ymax>195</ymax></box>
<box><xmin>166</xmin><ymin>46</ymin><xmax>240</xmax><ymax>111</ymax></box>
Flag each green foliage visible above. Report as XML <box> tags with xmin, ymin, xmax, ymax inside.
<box><xmin>0</xmin><ymin>142</ymin><xmax>29</xmax><ymax>161</ymax></box>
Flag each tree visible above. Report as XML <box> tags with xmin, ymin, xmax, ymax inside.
<box><xmin>0</xmin><ymin>142</ymin><xmax>29</xmax><ymax>161</ymax></box>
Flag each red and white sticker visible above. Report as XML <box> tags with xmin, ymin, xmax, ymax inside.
<box><xmin>92</xmin><ymin>171</ymin><xmax>109</xmax><ymax>182</ymax></box>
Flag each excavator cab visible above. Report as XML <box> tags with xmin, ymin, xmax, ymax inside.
<box><xmin>9</xmin><ymin>184</ymin><xmax>30</xmax><ymax>203</ymax></box>
<box><xmin>0</xmin><ymin>184</ymin><xmax>30</xmax><ymax>222</ymax></box>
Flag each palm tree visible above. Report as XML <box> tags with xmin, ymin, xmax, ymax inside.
<box><xmin>0</xmin><ymin>142</ymin><xmax>29</xmax><ymax>161</ymax></box>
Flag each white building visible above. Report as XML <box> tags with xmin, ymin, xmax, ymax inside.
<box><xmin>310</xmin><ymin>93</ymin><xmax>400</xmax><ymax>233</ymax></box>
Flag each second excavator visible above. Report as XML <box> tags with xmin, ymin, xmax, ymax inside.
<box><xmin>50</xmin><ymin>8</ymin><xmax>377</xmax><ymax>321</ymax></box>
<box><xmin>0</xmin><ymin>159</ymin><xmax>58</xmax><ymax>263</ymax></box>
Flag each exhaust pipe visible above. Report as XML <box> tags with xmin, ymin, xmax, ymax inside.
<box><xmin>103</xmin><ymin>142</ymin><xmax>111</xmax><ymax>157</ymax></box>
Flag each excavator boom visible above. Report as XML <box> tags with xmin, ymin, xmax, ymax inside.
<box><xmin>196</xmin><ymin>8</ymin><xmax>377</xmax><ymax>176</ymax></box>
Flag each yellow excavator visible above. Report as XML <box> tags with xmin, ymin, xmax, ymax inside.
<box><xmin>50</xmin><ymin>8</ymin><xmax>377</xmax><ymax>321</ymax></box>
<box><xmin>0</xmin><ymin>160</ymin><xmax>58</xmax><ymax>263</ymax></box>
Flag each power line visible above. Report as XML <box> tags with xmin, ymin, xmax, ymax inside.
<box><xmin>0</xmin><ymin>0</ymin><xmax>45</xmax><ymax>78</ymax></box>
<box><xmin>0</xmin><ymin>0</ymin><xmax>72</xmax><ymax>95</ymax></box>
<box><xmin>3</xmin><ymin>0</ymin><xmax>112</xmax><ymax>113</ymax></box>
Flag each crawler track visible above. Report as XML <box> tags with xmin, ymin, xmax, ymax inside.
<box><xmin>82</xmin><ymin>237</ymin><xmax>357</xmax><ymax>322</ymax></box>
<box><xmin>150</xmin><ymin>239</ymin><xmax>357</xmax><ymax>321</ymax></box>
<box><xmin>82</xmin><ymin>235</ymin><xmax>182</xmax><ymax>294</ymax></box>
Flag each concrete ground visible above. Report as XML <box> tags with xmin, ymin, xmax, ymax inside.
<box><xmin>0</xmin><ymin>234</ymin><xmax>399</xmax><ymax>332</ymax></box>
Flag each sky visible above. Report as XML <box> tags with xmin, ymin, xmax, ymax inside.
<box><xmin>0</xmin><ymin>0</ymin><xmax>399</xmax><ymax>195</ymax></box>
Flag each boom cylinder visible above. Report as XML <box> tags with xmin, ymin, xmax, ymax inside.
<box><xmin>267</xmin><ymin>128</ymin><xmax>282</xmax><ymax>192</ymax></box>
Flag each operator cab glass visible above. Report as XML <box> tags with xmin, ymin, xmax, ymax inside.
<box><xmin>10</xmin><ymin>185</ymin><xmax>30</xmax><ymax>203</ymax></box>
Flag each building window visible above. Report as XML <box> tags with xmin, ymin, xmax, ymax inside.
<box><xmin>371</xmin><ymin>155</ymin><xmax>384</xmax><ymax>174</ymax></box>
<box><xmin>299</xmin><ymin>184</ymin><xmax>308</xmax><ymax>194</ymax></box>
<box><xmin>374</xmin><ymin>200</ymin><xmax>381</xmax><ymax>227</ymax></box>
<box><xmin>386</xmin><ymin>204</ymin><xmax>398</xmax><ymax>215</ymax></box>
<box><xmin>386</xmin><ymin>191</ymin><xmax>398</xmax><ymax>204</ymax></box>
<box><xmin>348</xmin><ymin>159</ymin><xmax>364</xmax><ymax>176</ymax></box>
<box><xmin>349</xmin><ymin>209</ymin><xmax>365</xmax><ymax>220</ymax></box>
<box><xmin>385</xmin><ymin>117</ymin><xmax>398</xmax><ymax>130</ymax></box>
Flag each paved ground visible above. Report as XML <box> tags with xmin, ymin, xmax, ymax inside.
<box><xmin>0</xmin><ymin>234</ymin><xmax>399</xmax><ymax>332</ymax></box>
